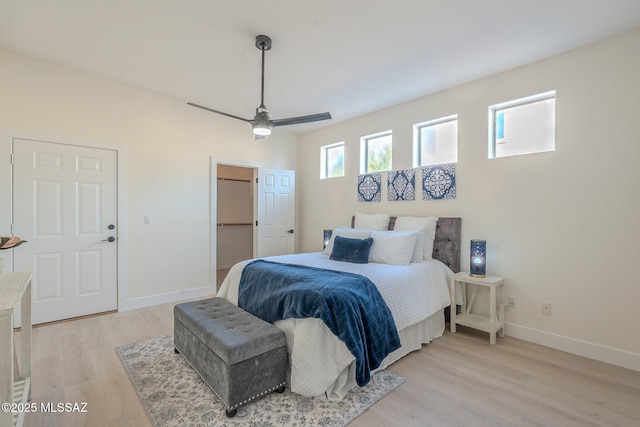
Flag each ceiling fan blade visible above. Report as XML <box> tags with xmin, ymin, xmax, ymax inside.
<box><xmin>187</xmin><ymin>102</ymin><xmax>252</xmax><ymax>123</ymax></box>
<box><xmin>271</xmin><ymin>112</ymin><xmax>332</xmax><ymax>127</ymax></box>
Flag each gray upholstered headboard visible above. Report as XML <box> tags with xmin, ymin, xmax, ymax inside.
<box><xmin>350</xmin><ymin>216</ymin><xmax>461</xmax><ymax>273</ymax></box>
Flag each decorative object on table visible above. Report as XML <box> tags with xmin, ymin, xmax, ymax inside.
<box><xmin>0</xmin><ymin>235</ymin><xmax>26</xmax><ymax>250</ymax></box>
<box><xmin>387</xmin><ymin>169</ymin><xmax>415</xmax><ymax>201</ymax></box>
<box><xmin>116</xmin><ymin>335</ymin><xmax>404</xmax><ymax>427</ymax></box>
<box><xmin>323</xmin><ymin>229</ymin><xmax>333</xmax><ymax>249</ymax></box>
<box><xmin>0</xmin><ymin>235</ymin><xmax>26</xmax><ymax>274</ymax></box>
<box><xmin>357</xmin><ymin>173</ymin><xmax>382</xmax><ymax>202</ymax></box>
<box><xmin>470</xmin><ymin>239</ymin><xmax>487</xmax><ymax>278</ymax></box>
<box><xmin>422</xmin><ymin>163</ymin><xmax>456</xmax><ymax>200</ymax></box>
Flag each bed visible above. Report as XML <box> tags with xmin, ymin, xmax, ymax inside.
<box><xmin>217</xmin><ymin>216</ymin><xmax>461</xmax><ymax>399</ymax></box>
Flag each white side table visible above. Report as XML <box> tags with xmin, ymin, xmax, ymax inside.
<box><xmin>450</xmin><ymin>271</ymin><xmax>505</xmax><ymax>345</ymax></box>
<box><xmin>0</xmin><ymin>272</ymin><xmax>33</xmax><ymax>427</ymax></box>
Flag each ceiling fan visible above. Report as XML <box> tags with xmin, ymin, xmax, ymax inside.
<box><xmin>188</xmin><ymin>35</ymin><xmax>332</xmax><ymax>138</ymax></box>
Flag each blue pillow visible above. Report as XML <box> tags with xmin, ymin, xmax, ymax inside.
<box><xmin>330</xmin><ymin>236</ymin><xmax>374</xmax><ymax>264</ymax></box>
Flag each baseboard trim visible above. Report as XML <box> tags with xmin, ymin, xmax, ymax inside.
<box><xmin>506</xmin><ymin>322</ymin><xmax>640</xmax><ymax>372</ymax></box>
<box><xmin>121</xmin><ymin>286</ymin><xmax>215</xmax><ymax>312</ymax></box>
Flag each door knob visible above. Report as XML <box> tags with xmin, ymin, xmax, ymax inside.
<box><xmin>101</xmin><ymin>236</ymin><xmax>116</xmax><ymax>242</ymax></box>
<box><xmin>287</xmin><ymin>229</ymin><xmax>294</xmax><ymax>234</ymax></box>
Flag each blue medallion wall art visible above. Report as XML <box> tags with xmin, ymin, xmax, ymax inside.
<box><xmin>357</xmin><ymin>173</ymin><xmax>382</xmax><ymax>202</ymax></box>
<box><xmin>422</xmin><ymin>163</ymin><xmax>456</xmax><ymax>200</ymax></box>
<box><xmin>387</xmin><ymin>169</ymin><xmax>415</xmax><ymax>201</ymax></box>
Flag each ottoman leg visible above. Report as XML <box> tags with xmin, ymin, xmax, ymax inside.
<box><xmin>225</xmin><ymin>408</ymin><xmax>237</xmax><ymax>418</ymax></box>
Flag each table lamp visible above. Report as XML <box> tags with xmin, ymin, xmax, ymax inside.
<box><xmin>470</xmin><ymin>239</ymin><xmax>486</xmax><ymax>278</ymax></box>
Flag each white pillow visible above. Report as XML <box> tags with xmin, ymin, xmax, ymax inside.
<box><xmin>323</xmin><ymin>227</ymin><xmax>372</xmax><ymax>255</ymax></box>
<box><xmin>354</xmin><ymin>212</ymin><xmax>390</xmax><ymax>231</ymax></box>
<box><xmin>405</xmin><ymin>227</ymin><xmax>426</xmax><ymax>263</ymax></box>
<box><xmin>368</xmin><ymin>229</ymin><xmax>419</xmax><ymax>266</ymax></box>
<box><xmin>394</xmin><ymin>216</ymin><xmax>439</xmax><ymax>260</ymax></box>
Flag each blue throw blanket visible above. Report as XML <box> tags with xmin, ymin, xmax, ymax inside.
<box><xmin>238</xmin><ymin>260</ymin><xmax>401</xmax><ymax>387</ymax></box>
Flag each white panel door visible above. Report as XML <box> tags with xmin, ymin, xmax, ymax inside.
<box><xmin>255</xmin><ymin>168</ymin><xmax>295</xmax><ymax>257</ymax></box>
<box><xmin>12</xmin><ymin>139</ymin><xmax>118</xmax><ymax>324</ymax></box>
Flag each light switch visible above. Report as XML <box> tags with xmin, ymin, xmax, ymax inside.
<box><xmin>144</xmin><ymin>214</ymin><xmax>151</xmax><ymax>224</ymax></box>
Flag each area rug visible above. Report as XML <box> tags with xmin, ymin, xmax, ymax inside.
<box><xmin>116</xmin><ymin>335</ymin><xmax>404</xmax><ymax>427</ymax></box>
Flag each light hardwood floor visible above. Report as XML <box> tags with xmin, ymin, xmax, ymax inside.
<box><xmin>17</xmin><ymin>301</ymin><xmax>640</xmax><ymax>427</ymax></box>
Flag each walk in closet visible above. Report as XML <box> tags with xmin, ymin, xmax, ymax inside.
<box><xmin>216</xmin><ymin>165</ymin><xmax>254</xmax><ymax>276</ymax></box>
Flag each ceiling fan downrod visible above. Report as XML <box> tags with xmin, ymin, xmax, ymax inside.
<box><xmin>256</xmin><ymin>35</ymin><xmax>271</xmax><ymax>110</ymax></box>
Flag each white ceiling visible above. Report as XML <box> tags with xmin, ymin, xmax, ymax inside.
<box><xmin>1</xmin><ymin>0</ymin><xmax>640</xmax><ymax>134</ymax></box>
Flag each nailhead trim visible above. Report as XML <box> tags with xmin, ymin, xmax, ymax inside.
<box><xmin>176</xmin><ymin>349</ymin><xmax>286</xmax><ymax>413</ymax></box>
<box><xmin>225</xmin><ymin>381</ymin><xmax>287</xmax><ymax>411</ymax></box>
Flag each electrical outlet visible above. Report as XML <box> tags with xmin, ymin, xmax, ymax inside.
<box><xmin>541</xmin><ymin>302</ymin><xmax>552</xmax><ymax>316</ymax></box>
<box><xmin>508</xmin><ymin>296</ymin><xmax>516</xmax><ymax>308</ymax></box>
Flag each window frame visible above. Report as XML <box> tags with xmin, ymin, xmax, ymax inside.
<box><xmin>413</xmin><ymin>114</ymin><xmax>458</xmax><ymax>168</ymax></box>
<box><xmin>488</xmin><ymin>90</ymin><xmax>556</xmax><ymax>159</ymax></box>
<box><xmin>320</xmin><ymin>141</ymin><xmax>345</xmax><ymax>179</ymax></box>
<box><xmin>360</xmin><ymin>130</ymin><xmax>393</xmax><ymax>174</ymax></box>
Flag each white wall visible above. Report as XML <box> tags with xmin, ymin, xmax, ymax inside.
<box><xmin>298</xmin><ymin>30</ymin><xmax>640</xmax><ymax>367</ymax></box>
<box><xmin>0</xmin><ymin>49</ymin><xmax>298</xmax><ymax>306</ymax></box>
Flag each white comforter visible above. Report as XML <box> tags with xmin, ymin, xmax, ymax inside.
<box><xmin>217</xmin><ymin>252</ymin><xmax>452</xmax><ymax>398</ymax></box>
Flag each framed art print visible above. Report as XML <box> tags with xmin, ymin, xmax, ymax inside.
<box><xmin>357</xmin><ymin>173</ymin><xmax>382</xmax><ymax>202</ymax></box>
<box><xmin>422</xmin><ymin>163</ymin><xmax>456</xmax><ymax>200</ymax></box>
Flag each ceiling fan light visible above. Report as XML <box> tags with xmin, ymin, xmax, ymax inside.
<box><xmin>252</xmin><ymin>123</ymin><xmax>272</xmax><ymax>136</ymax></box>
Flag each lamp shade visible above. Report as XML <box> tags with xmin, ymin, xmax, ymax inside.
<box><xmin>470</xmin><ymin>239</ymin><xmax>486</xmax><ymax>278</ymax></box>
<box><xmin>323</xmin><ymin>229</ymin><xmax>333</xmax><ymax>250</ymax></box>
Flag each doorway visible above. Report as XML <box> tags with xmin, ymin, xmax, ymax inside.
<box><xmin>216</xmin><ymin>164</ymin><xmax>254</xmax><ymax>287</ymax></box>
<box><xmin>213</xmin><ymin>162</ymin><xmax>296</xmax><ymax>289</ymax></box>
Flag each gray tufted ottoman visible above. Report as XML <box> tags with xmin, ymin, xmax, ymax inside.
<box><xmin>174</xmin><ymin>297</ymin><xmax>287</xmax><ymax>417</ymax></box>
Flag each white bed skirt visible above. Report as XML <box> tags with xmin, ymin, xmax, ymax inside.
<box><xmin>379</xmin><ymin>308</ymin><xmax>445</xmax><ymax>370</ymax></box>
<box><xmin>286</xmin><ymin>309</ymin><xmax>446</xmax><ymax>400</ymax></box>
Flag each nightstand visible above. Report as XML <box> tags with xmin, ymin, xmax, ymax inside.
<box><xmin>450</xmin><ymin>271</ymin><xmax>505</xmax><ymax>345</ymax></box>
